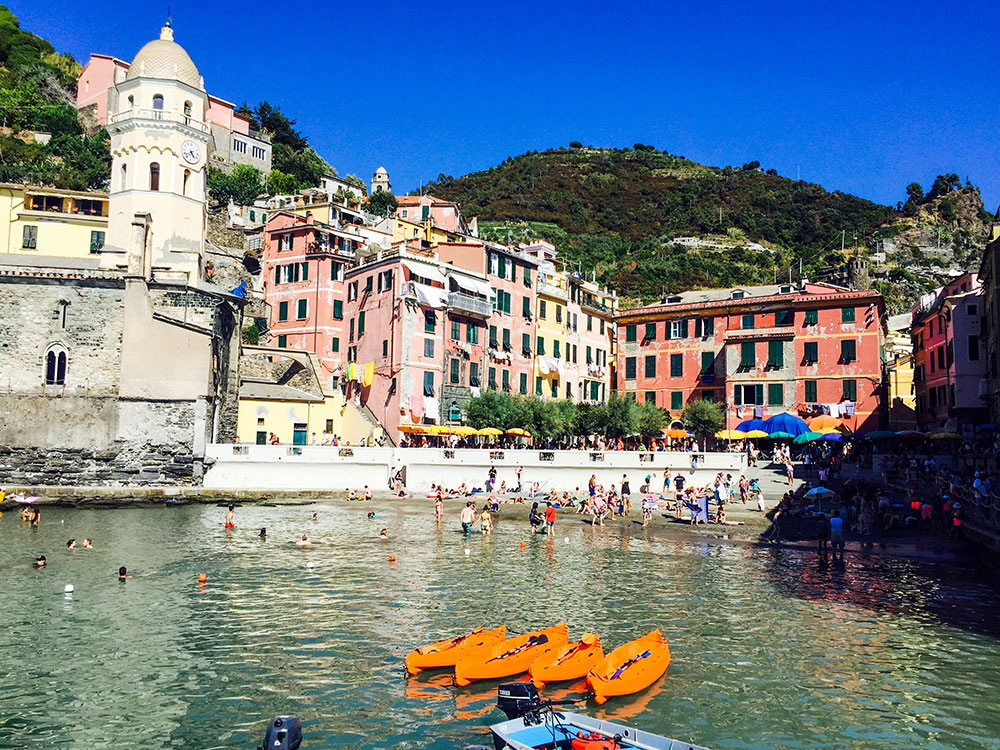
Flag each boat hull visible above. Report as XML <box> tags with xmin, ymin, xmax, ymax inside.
<box><xmin>490</xmin><ymin>710</ymin><xmax>710</xmax><ymax>750</ymax></box>
<box><xmin>405</xmin><ymin>625</ymin><xmax>506</xmax><ymax>675</ymax></box>
<box><xmin>455</xmin><ymin>623</ymin><xmax>568</xmax><ymax>687</ymax></box>
<box><xmin>529</xmin><ymin>634</ymin><xmax>603</xmax><ymax>688</ymax></box>
<box><xmin>586</xmin><ymin>629</ymin><xmax>670</xmax><ymax>705</ymax></box>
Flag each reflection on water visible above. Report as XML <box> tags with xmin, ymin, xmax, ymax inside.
<box><xmin>1</xmin><ymin>502</ymin><xmax>999</xmax><ymax>749</ymax></box>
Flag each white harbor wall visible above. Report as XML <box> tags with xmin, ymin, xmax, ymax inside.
<box><xmin>203</xmin><ymin>444</ymin><xmax>746</xmax><ymax>493</ymax></box>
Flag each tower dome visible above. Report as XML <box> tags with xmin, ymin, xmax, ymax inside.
<box><xmin>126</xmin><ymin>24</ymin><xmax>202</xmax><ymax>89</ymax></box>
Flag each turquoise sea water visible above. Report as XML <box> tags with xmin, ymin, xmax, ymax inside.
<box><xmin>1</xmin><ymin>501</ymin><xmax>998</xmax><ymax>749</ymax></box>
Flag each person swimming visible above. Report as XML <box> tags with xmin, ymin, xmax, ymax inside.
<box><xmin>66</xmin><ymin>539</ymin><xmax>76</xmax><ymax>550</ymax></box>
<box><xmin>367</xmin><ymin>511</ymin><xmax>379</xmax><ymax>519</ymax></box>
<box><xmin>259</xmin><ymin>528</ymin><xmax>267</xmax><ymax>538</ymax></box>
<box><xmin>377</xmin><ymin>528</ymin><xmax>389</xmax><ymax>539</ymax></box>
<box><xmin>118</xmin><ymin>566</ymin><xmax>131</xmax><ymax>579</ymax></box>
<box><xmin>295</xmin><ymin>534</ymin><xmax>311</xmax><ymax>546</ymax></box>
<box><xmin>34</xmin><ymin>555</ymin><xmax>46</xmax><ymax>568</ymax></box>
<box><xmin>225</xmin><ymin>505</ymin><xmax>235</xmax><ymax>529</ymax></box>
<box><xmin>311</xmin><ymin>512</ymin><xmax>318</xmax><ymax>521</ymax></box>
<box><xmin>82</xmin><ymin>538</ymin><xmax>93</xmax><ymax>549</ymax></box>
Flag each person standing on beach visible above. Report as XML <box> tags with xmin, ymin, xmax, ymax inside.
<box><xmin>434</xmin><ymin>492</ymin><xmax>444</xmax><ymax>524</ymax></box>
<box><xmin>516</xmin><ymin>466</ymin><xmax>523</xmax><ymax>492</ymax></box>
<box><xmin>621</xmin><ymin>474</ymin><xmax>631</xmax><ymax>516</ymax></box>
<box><xmin>225</xmin><ymin>505</ymin><xmax>235</xmax><ymax>529</ymax></box>
<box><xmin>460</xmin><ymin>502</ymin><xmax>476</xmax><ymax>534</ymax></box>
<box><xmin>544</xmin><ymin>502</ymin><xmax>557</xmax><ymax>535</ymax></box>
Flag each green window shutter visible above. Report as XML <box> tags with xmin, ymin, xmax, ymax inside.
<box><xmin>358</xmin><ymin>310</ymin><xmax>365</xmax><ymax>333</ymax></box>
<box><xmin>274</xmin><ymin>266</ymin><xmax>281</xmax><ymax>285</ymax></box>
<box><xmin>742</xmin><ymin>314</ymin><xmax>755</xmax><ymax>329</ymax></box>
<box><xmin>767</xmin><ymin>340</ymin><xmax>783</xmax><ymax>368</ymax></box>
<box><xmin>626</xmin><ymin>324</ymin><xmax>637</xmax><ymax>342</ymax></box>
<box><xmin>645</xmin><ymin>355</ymin><xmax>656</xmax><ymax>377</ymax></box>
<box><xmin>553</xmin><ymin>340</ymin><xmax>561</xmax><ymax>358</ymax></box>
<box><xmin>842</xmin><ymin>306</ymin><xmax>855</xmax><ymax>323</ymax></box>
<box><xmin>520</xmin><ymin>373</ymin><xmax>528</xmax><ymax>394</ymax></box>
<box><xmin>522</xmin><ymin>333</ymin><xmax>531</xmax><ymax>355</ymax></box>
<box><xmin>503</xmin><ymin>329</ymin><xmax>511</xmax><ymax>349</ymax></box>
<box><xmin>740</xmin><ymin>341</ymin><xmax>755</xmax><ymax>368</ymax></box>
<box><xmin>537</xmin><ymin>337</ymin><xmax>545</xmax><ymax>355</ymax></box>
<box><xmin>645</xmin><ymin>391</ymin><xmax>656</xmax><ymax>405</ymax></box>
<box><xmin>333</xmin><ymin>300</ymin><xmax>343</xmax><ymax>319</ymax></box>
<box><xmin>841</xmin><ymin>339</ymin><xmax>856</xmax><ymax>363</ymax></box>
<box><xmin>805</xmin><ymin>309</ymin><xmax>818</xmax><ymax>326</ymax></box>
<box><xmin>278</xmin><ymin>301</ymin><xmax>288</xmax><ymax>322</ymax></box>
<box><xmin>804</xmin><ymin>341</ymin><xmax>817</xmax><ymax>363</ymax></box>
<box><xmin>522</xmin><ymin>296</ymin><xmax>531</xmax><ymax>317</ymax></box>
<box><xmin>804</xmin><ymin>380</ymin><xmax>817</xmax><ymax>402</ymax></box>
<box><xmin>694</xmin><ymin>318</ymin><xmax>702</xmax><ymax>337</ymax></box>
<box><xmin>645</xmin><ymin>322</ymin><xmax>656</xmax><ymax>340</ymax></box>
<box><xmin>451</xmin><ymin>320</ymin><xmax>460</xmax><ymax>340</ymax></box>
<box><xmin>536</xmin><ymin>376</ymin><xmax>542</xmax><ymax>393</ymax></box>
<box><xmin>701</xmin><ymin>351</ymin><xmax>714</xmax><ymax>374</ymax></box>
<box><xmin>842</xmin><ymin>379</ymin><xmax>857</xmax><ymax>401</ymax></box>
<box><xmin>734</xmin><ymin>386</ymin><xmax>742</xmax><ymax>406</ymax></box>
<box><xmin>670</xmin><ymin>353</ymin><xmax>683</xmax><ymax>377</ymax></box>
<box><xmin>625</xmin><ymin>357</ymin><xmax>636</xmax><ymax>379</ymax></box>
<box><xmin>297</xmin><ymin>299</ymin><xmax>307</xmax><ymax>319</ymax></box>
<box><xmin>332</xmin><ymin>337</ymin><xmax>340</xmax><ymax>353</ymax></box>
<box><xmin>755</xmin><ymin>384</ymin><xmax>764</xmax><ymax>405</ymax></box>
<box><xmin>703</xmin><ymin>317</ymin><xmax>714</xmax><ymax>335</ymax></box>
<box><xmin>680</xmin><ymin>318</ymin><xmax>689</xmax><ymax>338</ymax></box>
<box><xmin>277</xmin><ymin>335</ymin><xmax>286</xmax><ymax>348</ymax></box>
<box><xmin>768</xmin><ymin>383</ymin><xmax>783</xmax><ymax>405</ymax></box>
<box><xmin>671</xmin><ymin>391</ymin><xmax>683</xmax><ymax>410</ymax></box>
<box><xmin>775</xmin><ymin>310</ymin><xmax>792</xmax><ymax>326</ymax></box>
<box><xmin>301</xmin><ymin>262</ymin><xmax>308</xmax><ymax>281</ymax></box>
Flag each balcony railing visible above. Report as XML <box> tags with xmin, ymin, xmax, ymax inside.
<box><xmin>448</xmin><ymin>292</ymin><xmax>492</xmax><ymax>318</ymax></box>
<box><xmin>109</xmin><ymin>108</ymin><xmax>211</xmax><ymax>134</ymax></box>
<box><xmin>580</xmin><ymin>297</ymin><xmax>609</xmax><ymax>314</ymax></box>
<box><xmin>537</xmin><ymin>279</ymin><xmax>568</xmax><ymax>299</ymax></box>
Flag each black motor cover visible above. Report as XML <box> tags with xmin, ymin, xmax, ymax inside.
<box><xmin>259</xmin><ymin>715</ymin><xmax>302</xmax><ymax>750</ymax></box>
<box><xmin>496</xmin><ymin>682</ymin><xmax>541</xmax><ymax>719</ymax></box>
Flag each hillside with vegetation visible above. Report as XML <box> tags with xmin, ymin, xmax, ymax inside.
<box><xmin>427</xmin><ymin>146</ymin><xmax>992</xmax><ymax>311</ymax></box>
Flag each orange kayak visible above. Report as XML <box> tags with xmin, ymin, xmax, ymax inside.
<box><xmin>529</xmin><ymin>632</ymin><xmax>603</xmax><ymax>688</ymax></box>
<box><xmin>586</xmin><ymin>629</ymin><xmax>670</xmax><ymax>705</ymax></box>
<box><xmin>454</xmin><ymin>623</ymin><xmax>568</xmax><ymax>687</ymax></box>
<box><xmin>405</xmin><ymin>625</ymin><xmax>506</xmax><ymax>675</ymax></box>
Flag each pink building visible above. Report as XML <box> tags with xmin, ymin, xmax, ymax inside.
<box><xmin>260</xmin><ymin>212</ymin><xmax>361</xmax><ymax>385</ymax></box>
<box><xmin>481</xmin><ymin>245</ymin><xmax>539</xmax><ymax>398</ymax></box>
<box><xmin>395</xmin><ymin>195</ymin><xmax>466</xmax><ymax>234</ymax></box>
<box><xmin>911</xmin><ymin>272</ymin><xmax>986</xmax><ymax>431</ymax></box>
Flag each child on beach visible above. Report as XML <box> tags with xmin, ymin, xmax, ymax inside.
<box><xmin>544</xmin><ymin>502</ymin><xmax>556</xmax><ymax>534</ymax></box>
<box><xmin>642</xmin><ymin>498</ymin><xmax>652</xmax><ymax>527</ymax></box>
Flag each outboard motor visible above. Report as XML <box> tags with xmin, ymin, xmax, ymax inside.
<box><xmin>496</xmin><ymin>682</ymin><xmax>542</xmax><ymax>720</ymax></box>
<box><xmin>259</xmin><ymin>715</ymin><xmax>302</xmax><ymax>750</ymax></box>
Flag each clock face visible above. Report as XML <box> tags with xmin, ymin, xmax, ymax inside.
<box><xmin>182</xmin><ymin>140</ymin><xmax>201</xmax><ymax>164</ymax></box>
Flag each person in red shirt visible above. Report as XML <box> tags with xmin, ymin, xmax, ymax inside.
<box><xmin>544</xmin><ymin>502</ymin><xmax>557</xmax><ymax>535</ymax></box>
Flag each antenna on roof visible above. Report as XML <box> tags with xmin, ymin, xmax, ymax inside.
<box><xmin>166</xmin><ymin>5</ymin><xmax>172</xmax><ymax>26</ymax></box>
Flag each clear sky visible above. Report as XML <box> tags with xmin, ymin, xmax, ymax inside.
<box><xmin>18</xmin><ymin>0</ymin><xmax>1000</xmax><ymax>209</ymax></box>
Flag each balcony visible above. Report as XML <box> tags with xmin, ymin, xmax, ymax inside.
<box><xmin>537</xmin><ymin>279</ymin><xmax>568</xmax><ymax>300</ymax></box>
<box><xmin>580</xmin><ymin>296</ymin><xmax>610</xmax><ymax>314</ymax></box>
<box><xmin>109</xmin><ymin>108</ymin><xmax>211</xmax><ymax>134</ymax></box>
<box><xmin>448</xmin><ymin>292</ymin><xmax>492</xmax><ymax>318</ymax></box>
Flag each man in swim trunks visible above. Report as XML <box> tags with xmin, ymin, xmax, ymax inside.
<box><xmin>829</xmin><ymin>509</ymin><xmax>845</xmax><ymax>559</ymax></box>
<box><xmin>225</xmin><ymin>505</ymin><xmax>235</xmax><ymax>529</ymax></box>
<box><xmin>460</xmin><ymin>502</ymin><xmax>476</xmax><ymax>534</ymax></box>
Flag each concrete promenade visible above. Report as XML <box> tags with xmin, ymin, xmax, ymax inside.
<box><xmin>202</xmin><ymin>444</ymin><xmax>747</xmax><ymax>493</ymax></box>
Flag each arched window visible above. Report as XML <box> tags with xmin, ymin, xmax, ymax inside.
<box><xmin>120</xmin><ymin>163</ymin><xmax>128</xmax><ymax>191</ymax></box>
<box><xmin>45</xmin><ymin>346</ymin><xmax>67</xmax><ymax>385</ymax></box>
<box><xmin>152</xmin><ymin>94</ymin><xmax>164</xmax><ymax>110</ymax></box>
<box><xmin>183</xmin><ymin>100</ymin><xmax>192</xmax><ymax>121</ymax></box>
<box><xmin>57</xmin><ymin>300</ymin><xmax>68</xmax><ymax>329</ymax></box>
<box><xmin>127</xmin><ymin>94</ymin><xmax>134</xmax><ymax>109</ymax></box>
<box><xmin>149</xmin><ymin>162</ymin><xmax>160</xmax><ymax>191</ymax></box>
<box><xmin>183</xmin><ymin>169</ymin><xmax>191</xmax><ymax>196</ymax></box>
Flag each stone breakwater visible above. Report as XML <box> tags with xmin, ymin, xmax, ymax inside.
<box><xmin>0</xmin><ymin>442</ymin><xmax>199</xmax><ymax>487</ymax></box>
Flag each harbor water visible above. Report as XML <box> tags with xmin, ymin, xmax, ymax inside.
<box><xmin>2</xmin><ymin>501</ymin><xmax>999</xmax><ymax>749</ymax></box>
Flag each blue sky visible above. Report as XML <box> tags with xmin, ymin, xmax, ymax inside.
<box><xmin>19</xmin><ymin>1</ymin><xmax>1000</xmax><ymax>209</ymax></box>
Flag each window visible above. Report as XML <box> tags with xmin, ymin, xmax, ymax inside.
<box><xmin>968</xmin><ymin>304</ymin><xmax>979</xmax><ymax>316</ymax></box>
<box><xmin>644</xmin><ymin>322</ymin><xmax>656</xmax><ymax>340</ymax></box>
<box><xmin>969</xmin><ymin>334</ymin><xmax>980</xmax><ymax>361</ymax></box>
<box><xmin>277</xmin><ymin>335</ymin><xmax>287</xmax><ymax>348</ymax></box>
<box><xmin>120</xmin><ymin>163</ymin><xmax>127</xmax><ymax>191</ymax></box>
<box><xmin>841</xmin><ymin>379</ymin><xmax>857</xmax><ymax>401</ymax></box>
<box><xmin>540</xmin><ymin>300</ymin><xmax>547</xmax><ymax>319</ymax></box>
<box><xmin>937</xmin><ymin>347</ymin><xmax>945</xmax><ymax>370</ymax></box>
<box><xmin>556</xmin><ymin>305</ymin><xmax>563</xmax><ymax>324</ymax></box>
<box><xmin>88</xmin><ymin>230</ymin><xmax>105</xmax><ymax>254</ymax></box>
<box><xmin>671</xmin><ymin>391</ymin><xmax>683</xmax><ymax>410</ymax></box>
<box><xmin>183</xmin><ymin>169</ymin><xmax>190</xmax><ymax>196</ymax></box>
<box><xmin>488</xmin><ymin>367</ymin><xmax>498</xmax><ymax>389</ymax></box>
<box><xmin>278</xmin><ymin>301</ymin><xmax>288</xmax><ymax>322</ymax></box>
<box><xmin>600</xmin><ymin>320</ymin><xmax>605</xmax><ymax>335</ymax></box>
<box><xmin>349</xmin><ymin>319</ymin><xmax>355</xmax><ymax>342</ymax></box>
<box><xmin>804</xmin><ymin>380</ymin><xmax>817</xmax><ymax>403</ymax></box>
<box><xmin>489</xmin><ymin>325</ymin><xmax>499</xmax><ymax>348</ymax></box>
<box><xmin>842</xmin><ymin>307</ymin><xmax>855</xmax><ymax>323</ymax></box>
<box><xmin>522</xmin><ymin>296</ymin><xmax>531</xmax><ymax>318</ymax></box>
<box><xmin>803</xmin><ymin>341</ymin><xmax>818</xmax><ymax>364</ymax></box>
<box><xmin>502</xmin><ymin>328</ymin><xmax>511</xmax><ymax>351</ymax></box>
<box><xmin>625</xmin><ymin>357</ymin><xmax>637</xmax><ymax>379</ymax></box>
<box><xmin>667</xmin><ymin>319</ymin><xmax>688</xmax><ymax>339</ymax></box>
<box><xmin>450</xmin><ymin>320</ymin><xmax>460</xmax><ymax>341</ymax></box>
<box><xmin>767</xmin><ymin>341</ymin><xmax>783</xmax><ymax>368</ymax></box>
<box><xmin>331</xmin><ymin>262</ymin><xmax>344</xmax><ymax>281</ymax></box>
<box><xmin>537</xmin><ymin>337</ymin><xmax>545</xmax><ymax>356</ymax></box>
<box><xmin>732</xmin><ymin>291</ymin><xmax>745</xmax><ymax>299</ymax></box>
<box><xmin>519</xmin><ymin>373</ymin><xmax>528</xmax><ymax>395</ymax></box>
<box><xmin>522</xmin><ymin>333</ymin><xmax>531</xmax><ymax>356</ymax></box>
<box><xmin>149</xmin><ymin>162</ymin><xmax>160</xmax><ymax>191</ymax></box>
<box><xmin>502</xmin><ymin>369</ymin><xmax>511</xmax><ymax>392</ymax></box>
<box><xmin>233</xmin><ymin>139</ymin><xmax>247</xmax><ymax>154</ymax></box>
<box><xmin>332</xmin><ymin>337</ymin><xmax>340</xmax><ymax>353</ymax></box>
<box><xmin>840</xmin><ymin>339</ymin><xmax>856</xmax><ymax>363</ymax></box>
<box><xmin>775</xmin><ymin>310</ymin><xmax>793</xmax><ymax>327</ymax></box>
<box><xmin>44</xmin><ymin>346</ymin><xmax>67</xmax><ymax>385</ymax></box>
<box><xmin>734</xmin><ymin>384</ymin><xmax>763</xmax><ymax>405</ymax></box>
<box><xmin>450</xmin><ymin>358</ymin><xmax>460</xmax><ymax>384</ymax></box>
<box><xmin>333</xmin><ymin>300</ymin><xmax>343</xmax><ymax>320</ymax></box>
<box><xmin>152</xmin><ymin>93</ymin><xmax>164</xmax><ymax>110</ymax></box>
<box><xmin>767</xmin><ymin>383</ymin><xmax>784</xmax><ymax>406</ymax></box>
<box><xmin>670</xmin><ymin>353</ymin><xmax>683</xmax><ymax>377</ymax></box>
<box><xmin>424</xmin><ymin>311</ymin><xmax>436</xmax><ymax>333</ymax></box>
<box><xmin>423</xmin><ymin>371</ymin><xmax>435</xmax><ymax>397</ymax></box>
<box><xmin>645</xmin><ymin>355</ymin><xmax>657</xmax><ymax>378</ymax></box>
<box><xmin>21</xmin><ymin>225</ymin><xmax>37</xmax><ymax>249</ymax></box>
<box><xmin>804</xmin><ymin>309</ymin><xmax>818</xmax><ymax>326</ymax></box>
<box><xmin>470</xmin><ymin>363</ymin><xmax>480</xmax><ymax>387</ymax></box>
<box><xmin>625</xmin><ymin>324</ymin><xmax>636</xmax><ymax>342</ymax></box>
<box><xmin>424</xmin><ymin>339</ymin><xmax>434</xmax><ymax>358</ymax></box>
<box><xmin>553</xmin><ymin>340</ymin><xmax>561</xmax><ymax>359</ymax></box>
<box><xmin>586</xmin><ymin>346</ymin><xmax>593</xmax><ymax>365</ymax></box>
<box><xmin>252</xmin><ymin>145</ymin><xmax>266</xmax><ymax>160</ymax></box>
<box><xmin>742</xmin><ymin>314</ymin><xmax>755</xmax><ymax>330</ymax></box>
<box><xmin>740</xmin><ymin>342</ymin><xmax>755</xmax><ymax>369</ymax></box>
<box><xmin>523</xmin><ymin>266</ymin><xmax>532</xmax><ymax>286</ymax></box>
<box><xmin>297</xmin><ymin>299</ymin><xmax>308</xmax><ymax>320</ymax></box>
<box><xmin>695</xmin><ymin>317</ymin><xmax>715</xmax><ymax>337</ymax></box>
<box><xmin>466</xmin><ymin>322</ymin><xmax>479</xmax><ymax>344</ymax></box>
<box><xmin>494</xmin><ymin>289</ymin><xmax>511</xmax><ymax>314</ymax></box>
<box><xmin>701</xmin><ymin>351</ymin><xmax>714</xmax><ymax>374</ymax></box>
<box><xmin>364</xmin><ymin>276</ymin><xmax>373</xmax><ymax>294</ymax></box>
<box><xmin>358</xmin><ymin>311</ymin><xmax>366</xmax><ymax>334</ymax></box>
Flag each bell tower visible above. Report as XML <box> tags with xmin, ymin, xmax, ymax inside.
<box><xmin>102</xmin><ymin>23</ymin><xmax>213</xmax><ymax>282</ymax></box>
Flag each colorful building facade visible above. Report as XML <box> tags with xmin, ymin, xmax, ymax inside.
<box><xmin>616</xmin><ymin>283</ymin><xmax>886</xmax><ymax>432</ymax></box>
<box><xmin>0</xmin><ymin>184</ymin><xmax>109</xmax><ymax>258</ymax></box>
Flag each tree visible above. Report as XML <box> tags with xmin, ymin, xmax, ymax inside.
<box><xmin>682</xmin><ymin>399</ymin><xmax>724</xmax><ymax>442</ymax></box>
<box><xmin>366</xmin><ymin>190</ymin><xmax>398</xmax><ymax>218</ymax></box>
<box><xmin>604</xmin><ymin>394</ymin><xmax>638</xmax><ymax>438</ymax></box>
<box><xmin>272</xmin><ymin>142</ymin><xmax>330</xmax><ymax>188</ymax></box>
<box><xmin>928</xmin><ymin>173</ymin><xmax>961</xmax><ymax>200</ymax></box>
<box><xmin>636</xmin><ymin>402</ymin><xmax>667</xmax><ymax>437</ymax></box>
<box><xmin>206</xmin><ymin>164</ymin><xmax>263</xmax><ymax>205</ymax></box>
<box><xmin>569</xmin><ymin>141</ymin><xmax>583</xmax><ymax>149</ymax></box>
<box><xmin>466</xmin><ymin>390</ymin><xmax>519</xmax><ymax>430</ymax></box>
<box><xmin>266</xmin><ymin>168</ymin><xmax>299</xmax><ymax>195</ymax></box>
<box><xmin>905</xmin><ymin>182</ymin><xmax>924</xmax><ymax>203</ymax></box>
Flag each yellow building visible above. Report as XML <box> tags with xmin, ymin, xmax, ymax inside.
<box><xmin>0</xmin><ymin>184</ymin><xmax>109</xmax><ymax>258</ymax></box>
<box><xmin>885</xmin><ymin>313</ymin><xmax>916</xmax><ymax>429</ymax></box>
<box><xmin>534</xmin><ymin>262</ymin><xmax>570</xmax><ymax>398</ymax></box>
<box><xmin>236</xmin><ymin>347</ymin><xmax>385</xmax><ymax>445</ymax></box>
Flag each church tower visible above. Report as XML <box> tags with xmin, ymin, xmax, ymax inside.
<box><xmin>371</xmin><ymin>166</ymin><xmax>391</xmax><ymax>195</ymax></box>
<box><xmin>102</xmin><ymin>23</ymin><xmax>213</xmax><ymax>282</ymax></box>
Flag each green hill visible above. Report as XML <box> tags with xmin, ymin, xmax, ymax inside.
<box><xmin>425</xmin><ymin>147</ymin><xmax>988</xmax><ymax>309</ymax></box>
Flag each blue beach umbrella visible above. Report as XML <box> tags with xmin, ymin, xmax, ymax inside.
<box><xmin>736</xmin><ymin>418</ymin><xmax>768</xmax><ymax>433</ymax></box>
<box><xmin>764</xmin><ymin>412</ymin><xmax>810</xmax><ymax>437</ymax></box>
<box><xmin>822</xmin><ymin>432</ymin><xmax>844</xmax><ymax>442</ymax></box>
